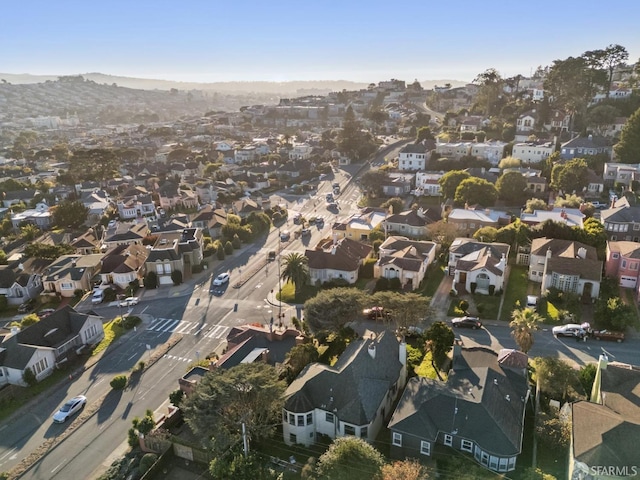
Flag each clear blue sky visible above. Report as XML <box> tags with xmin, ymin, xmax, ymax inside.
<box><xmin>2</xmin><ymin>0</ymin><xmax>639</xmax><ymax>83</ymax></box>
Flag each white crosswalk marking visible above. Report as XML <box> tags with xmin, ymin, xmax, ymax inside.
<box><xmin>148</xmin><ymin>318</ymin><xmax>171</xmax><ymax>331</ymax></box>
<box><xmin>162</xmin><ymin>319</ymin><xmax>180</xmax><ymax>332</ymax></box>
<box><xmin>173</xmin><ymin>322</ymin><xmax>195</xmax><ymax>334</ymax></box>
<box><xmin>206</xmin><ymin>325</ymin><xmax>229</xmax><ymax>339</ymax></box>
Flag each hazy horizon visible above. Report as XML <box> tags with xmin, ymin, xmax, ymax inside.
<box><xmin>3</xmin><ymin>0</ymin><xmax>639</xmax><ymax>84</ymax></box>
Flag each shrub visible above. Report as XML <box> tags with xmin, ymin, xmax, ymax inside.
<box><xmin>232</xmin><ymin>234</ymin><xmax>242</xmax><ymax>249</ymax></box>
<box><xmin>470</xmin><ymin>282</ymin><xmax>477</xmax><ymax>294</ymax></box>
<box><xmin>139</xmin><ymin>453</ymin><xmax>158</xmax><ymax>475</ymax></box>
<box><xmin>389</xmin><ymin>277</ymin><xmax>402</xmax><ymax>290</ymax></box>
<box><xmin>127</xmin><ymin>427</ymin><xmax>139</xmax><ymax>448</ymax></box>
<box><xmin>136</xmin><ymin>361</ymin><xmax>145</xmax><ymax>372</ymax></box>
<box><xmin>103</xmin><ymin>288</ymin><xmax>117</xmax><ymax>302</ymax></box>
<box><xmin>488</xmin><ymin>285</ymin><xmax>496</xmax><ymax>295</ymax></box>
<box><xmin>128</xmin><ymin>279</ymin><xmax>140</xmax><ymax>294</ymax></box>
<box><xmin>122</xmin><ymin>315</ymin><xmax>141</xmax><ymax>329</ymax></box>
<box><xmin>23</xmin><ymin>367</ymin><xmax>37</xmax><ymax>386</ymax></box>
<box><xmin>74</xmin><ymin>288</ymin><xmax>84</xmax><ymax>298</ymax></box>
<box><xmin>217</xmin><ymin>247</ymin><xmax>226</xmax><ymax>260</ymax></box>
<box><xmin>171</xmin><ymin>269</ymin><xmax>182</xmax><ymax>285</ymax></box>
<box><xmin>169</xmin><ymin>389</ymin><xmax>185</xmax><ymax>406</ymax></box>
<box><xmin>449</xmin><ymin>289</ymin><xmax>457</xmax><ymax>297</ymax></box>
<box><xmin>374</xmin><ymin>277</ymin><xmax>389</xmax><ymax>292</ymax></box>
<box><xmin>144</xmin><ymin>271</ymin><xmax>158</xmax><ymax>289</ymax></box>
<box><xmin>458</xmin><ymin>300</ymin><xmax>469</xmax><ymax>312</ymax></box>
<box><xmin>110</xmin><ymin>374</ymin><xmax>128</xmax><ymax>390</ymax></box>
<box><xmin>224</xmin><ymin>240</ymin><xmax>234</xmax><ymax>255</ymax></box>
<box><xmin>191</xmin><ymin>263</ymin><xmax>203</xmax><ymax>274</ymax></box>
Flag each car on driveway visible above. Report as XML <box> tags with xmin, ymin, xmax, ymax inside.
<box><xmin>552</xmin><ymin>323</ymin><xmax>587</xmax><ymax>338</ymax></box>
<box><xmin>53</xmin><ymin>395</ymin><xmax>87</xmax><ymax>423</ymax></box>
<box><xmin>526</xmin><ymin>295</ymin><xmax>538</xmax><ymax>309</ymax></box>
<box><xmin>591</xmin><ymin>329</ymin><xmax>625</xmax><ymax>342</ymax></box>
<box><xmin>452</xmin><ymin>316</ymin><xmax>483</xmax><ymax>329</ymax></box>
<box><xmin>213</xmin><ymin>272</ymin><xmax>230</xmax><ymax>286</ymax></box>
<box><xmin>118</xmin><ymin>297</ymin><xmax>139</xmax><ymax>307</ymax></box>
<box><xmin>280</xmin><ymin>230</ymin><xmax>290</xmax><ymax>241</ymax></box>
<box><xmin>37</xmin><ymin>308</ymin><xmax>56</xmax><ymax>319</ymax></box>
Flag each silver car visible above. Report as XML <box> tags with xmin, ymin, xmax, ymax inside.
<box><xmin>53</xmin><ymin>395</ymin><xmax>87</xmax><ymax>423</ymax></box>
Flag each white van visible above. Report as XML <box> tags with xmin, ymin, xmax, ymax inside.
<box><xmin>91</xmin><ymin>289</ymin><xmax>105</xmax><ymax>305</ymax></box>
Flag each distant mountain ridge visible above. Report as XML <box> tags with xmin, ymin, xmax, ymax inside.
<box><xmin>0</xmin><ymin>72</ymin><xmax>467</xmax><ymax>95</ymax></box>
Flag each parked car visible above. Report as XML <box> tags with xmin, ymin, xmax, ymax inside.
<box><xmin>280</xmin><ymin>230</ymin><xmax>290</xmax><ymax>241</ymax></box>
<box><xmin>452</xmin><ymin>316</ymin><xmax>483</xmax><ymax>329</ymax></box>
<box><xmin>590</xmin><ymin>201</ymin><xmax>608</xmax><ymax>209</ymax></box>
<box><xmin>363</xmin><ymin>306</ymin><xmax>386</xmax><ymax>320</ymax></box>
<box><xmin>91</xmin><ymin>289</ymin><xmax>106</xmax><ymax>305</ymax></box>
<box><xmin>37</xmin><ymin>308</ymin><xmax>56</xmax><ymax>319</ymax></box>
<box><xmin>267</xmin><ymin>250</ymin><xmax>276</xmax><ymax>262</ymax></box>
<box><xmin>18</xmin><ymin>299</ymin><xmax>37</xmax><ymax>313</ymax></box>
<box><xmin>316</xmin><ymin>217</ymin><xmax>324</xmax><ymax>227</ymax></box>
<box><xmin>118</xmin><ymin>297</ymin><xmax>139</xmax><ymax>307</ymax></box>
<box><xmin>552</xmin><ymin>323</ymin><xmax>587</xmax><ymax>338</ymax></box>
<box><xmin>301</xmin><ymin>228</ymin><xmax>311</xmax><ymax>236</ymax></box>
<box><xmin>293</xmin><ymin>213</ymin><xmax>302</xmax><ymax>224</ymax></box>
<box><xmin>526</xmin><ymin>295</ymin><xmax>538</xmax><ymax>310</ymax></box>
<box><xmin>53</xmin><ymin>395</ymin><xmax>87</xmax><ymax>423</ymax></box>
<box><xmin>213</xmin><ymin>272</ymin><xmax>230</xmax><ymax>286</ymax></box>
<box><xmin>591</xmin><ymin>329</ymin><xmax>625</xmax><ymax>342</ymax></box>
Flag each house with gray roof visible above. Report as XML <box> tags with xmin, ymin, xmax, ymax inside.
<box><xmin>305</xmin><ymin>237</ymin><xmax>372</xmax><ymax>286</ymax></box>
<box><xmin>570</xmin><ymin>356</ymin><xmax>640</xmax><ymax>479</ymax></box>
<box><xmin>601</xmin><ymin>203</ymin><xmax>640</xmax><ymax>242</ymax></box>
<box><xmin>561</xmin><ymin>135</ymin><xmax>612</xmax><ymax>160</ymax></box>
<box><xmin>102</xmin><ymin>222</ymin><xmax>149</xmax><ymax>249</ymax></box>
<box><xmin>398</xmin><ymin>143</ymin><xmax>427</xmax><ymax>171</ymax></box>
<box><xmin>0</xmin><ymin>306</ymin><xmax>104</xmax><ymax>386</ymax></box>
<box><xmin>383</xmin><ymin>208</ymin><xmax>440</xmax><ymax>238</ymax></box>
<box><xmin>99</xmin><ymin>243</ymin><xmax>148</xmax><ymax>290</ymax></box>
<box><xmin>388</xmin><ymin>346</ymin><xmax>529</xmax><ymax>473</ymax></box>
<box><xmin>190</xmin><ymin>205</ymin><xmax>227</xmax><ymax>238</ymax></box>
<box><xmin>374</xmin><ymin>236</ymin><xmax>437</xmax><ymax>290</ymax></box>
<box><xmin>42</xmin><ymin>254</ymin><xmax>103</xmax><ymax>297</ymax></box>
<box><xmin>448</xmin><ymin>238</ymin><xmax>510</xmax><ymax>295</ymax></box>
<box><xmin>283</xmin><ymin>330</ymin><xmax>407</xmax><ymax>447</ymax></box>
<box><xmin>0</xmin><ymin>263</ymin><xmax>43</xmax><ymax>306</ymax></box>
<box><xmin>528</xmin><ymin>238</ymin><xmax>602</xmax><ymax>299</ymax></box>
<box><xmin>144</xmin><ymin>228</ymin><xmax>203</xmax><ymax>285</ymax></box>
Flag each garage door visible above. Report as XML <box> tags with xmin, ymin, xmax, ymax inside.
<box><xmin>620</xmin><ymin>276</ymin><xmax>637</xmax><ymax>288</ymax></box>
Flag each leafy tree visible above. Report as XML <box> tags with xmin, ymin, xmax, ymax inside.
<box><xmin>144</xmin><ymin>271</ymin><xmax>158</xmax><ymax>289</ymax></box>
<box><xmin>20</xmin><ymin>224</ymin><xmax>40</xmax><ymax>241</ymax></box>
<box><xmin>169</xmin><ymin>389</ymin><xmax>184</xmax><ymax>406</ymax></box>
<box><xmin>614</xmin><ymin>106</ymin><xmax>640</xmax><ymax>163</ymax></box>
<box><xmin>370</xmin><ymin>291</ymin><xmax>432</xmax><ymax>333</ymax></box>
<box><xmin>532</xmin><ymin>357</ymin><xmax>583</xmax><ymax>402</ymax></box>
<box><xmin>23</xmin><ymin>242</ymin><xmax>74</xmax><ymax>259</ymax></box>
<box><xmin>416</xmin><ymin>126</ymin><xmax>435</xmax><ymax>143</ymax></box>
<box><xmin>587</xmin><ymin>104</ymin><xmax>620</xmax><ymax>132</ymax></box>
<box><xmin>426</xmin><ymin>220</ymin><xmax>458</xmax><ymax>248</ymax></box>
<box><xmin>304</xmin><ymin>288</ymin><xmax>366</xmax><ymax>332</ymax></box>
<box><xmin>530</xmin><ymin>219</ymin><xmax>577</xmax><ymax>241</ymax></box>
<box><xmin>338</xmin><ymin>106</ymin><xmax>377</xmax><ymax>161</ymax></box>
<box><xmin>498</xmin><ymin>156</ymin><xmax>521</xmax><ymax>169</ymax></box>
<box><xmin>23</xmin><ymin>367</ymin><xmax>37</xmax><ymax>386</ymax></box>
<box><xmin>578</xmin><ymin>363</ymin><xmax>597</xmax><ymax>397</ymax></box>
<box><xmin>281</xmin><ymin>252</ymin><xmax>309</xmax><ymax>294</ymax></box>
<box><xmin>69</xmin><ymin>148</ymin><xmax>120</xmax><ymax>184</ymax></box>
<box><xmin>380</xmin><ymin>197</ymin><xmax>404</xmax><ymax>214</ymax></box>
<box><xmin>536</xmin><ymin>411</ymin><xmax>571</xmax><ymax>450</ymax></box>
<box><xmin>284</xmin><ymin>343</ymin><xmax>319</xmax><ymax>381</ymax></box>
<box><xmin>52</xmin><ymin>200</ymin><xmax>89</xmax><ymax>228</ymax></box>
<box><xmin>110</xmin><ymin>375</ymin><xmax>128</xmax><ymax>390</ymax></box>
<box><xmin>473</xmin><ymin>226</ymin><xmax>498</xmax><ymax>243</ymax></box>
<box><xmin>594</xmin><ymin>296</ymin><xmax>635</xmax><ymax>331</ymax></box>
<box><xmin>181</xmin><ymin>363</ymin><xmax>286</xmax><ymax>453</ymax></box>
<box><xmin>359</xmin><ymin>170</ymin><xmax>388</xmax><ymax>197</ymax></box>
<box><xmin>496</xmin><ymin>171</ymin><xmax>528</xmax><ymax>204</ymax></box>
<box><xmin>473</xmin><ymin>68</ymin><xmax>504</xmax><ymax>116</ymax></box>
<box><xmin>438</xmin><ymin>170</ymin><xmax>470</xmax><ymax>200</ymax></box>
<box><xmin>224</xmin><ymin>240</ymin><xmax>234</xmax><ymax>255</ymax></box>
<box><xmin>551</xmin><ymin>158</ymin><xmax>589</xmax><ymax>194</ymax></box>
<box><xmin>132</xmin><ymin>409</ymin><xmax>156</xmax><ymax>435</ymax></box>
<box><xmin>13</xmin><ymin>313</ymin><xmax>40</xmax><ymax>329</ymax></box>
<box><xmin>577</xmin><ymin>217</ymin><xmax>607</xmax><ymax>256</ymax></box>
<box><xmin>510</xmin><ymin>308</ymin><xmax>543</xmax><ymax>353</ymax></box>
<box><xmin>380</xmin><ymin>459</ymin><xmax>430</xmax><ymax>480</ymax></box>
<box><xmin>315</xmin><ymin>436</ymin><xmax>385</xmax><ymax>480</ymax></box>
<box><xmin>598</xmin><ymin>44</ymin><xmax>629</xmax><ymax>97</ymax></box>
<box><xmin>0</xmin><ymin>250</ymin><xmax>7</xmax><ymax>265</ymax></box>
<box><xmin>554</xmin><ymin>194</ymin><xmax>584</xmax><ymax>209</ymax></box>
<box><xmin>424</xmin><ymin>321</ymin><xmax>454</xmax><ymax>377</ymax></box>
<box><xmin>544</xmin><ymin>56</ymin><xmax>597</xmax><ymax>123</ymax></box>
<box><xmin>454</xmin><ymin>177</ymin><xmax>498</xmax><ymax>207</ymax></box>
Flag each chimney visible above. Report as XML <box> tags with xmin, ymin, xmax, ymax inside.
<box><xmin>546</xmin><ymin>248</ymin><xmax>552</xmax><ymax>260</ymax></box>
<box><xmin>577</xmin><ymin>247</ymin><xmax>587</xmax><ymax>259</ymax></box>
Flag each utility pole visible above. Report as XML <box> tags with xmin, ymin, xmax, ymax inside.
<box><xmin>278</xmin><ymin>229</ymin><xmax>283</xmax><ymax>326</ymax></box>
<box><xmin>242</xmin><ymin>422</ymin><xmax>249</xmax><ymax>458</ymax></box>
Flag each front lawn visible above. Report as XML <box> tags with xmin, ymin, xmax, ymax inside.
<box><xmin>474</xmin><ymin>294</ymin><xmax>501</xmax><ymax>320</ymax></box>
<box><xmin>91</xmin><ymin>318</ymin><xmax>127</xmax><ymax>356</ymax></box>
<box><xmin>500</xmin><ymin>265</ymin><xmax>529</xmax><ymax>322</ymax></box>
<box><xmin>276</xmin><ymin>281</ymin><xmax>318</xmax><ymax>304</ymax></box>
<box><xmin>417</xmin><ymin>263</ymin><xmax>446</xmax><ymax>298</ymax></box>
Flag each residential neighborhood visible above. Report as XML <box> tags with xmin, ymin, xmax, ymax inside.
<box><xmin>0</xmin><ymin>37</ymin><xmax>639</xmax><ymax>480</ymax></box>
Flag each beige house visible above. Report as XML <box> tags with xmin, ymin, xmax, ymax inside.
<box><xmin>42</xmin><ymin>254</ymin><xmax>103</xmax><ymax>297</ymax></box>
<box><xmin>145</xmin><ymin>228</ymin><xmax>203</xmax><ymax>285</ymax></box>
<box><xmin>305</xmin><ymin>237</ymin><xmax>372</xmax><ymax>286</ymax></box>
<box><xmin>374</xmin><ymin>236</ymin><xmax>438</xmax><ymax>290</ymax></box>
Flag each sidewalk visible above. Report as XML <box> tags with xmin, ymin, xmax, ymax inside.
<box><xmin>430</xmin><ymin>274</ymin><xmax>453</xmax><ymax>322</ymax></box>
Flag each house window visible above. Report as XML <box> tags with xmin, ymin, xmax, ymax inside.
<box><xmin>306</xmin><ymin>413</ymin><xmax>313</xmax><ymax>425</ymax></box>
<box><xmin>612</xmin><ymin>253</ymin><xmax>620</xmax><ymax>259</ymax></box>
<box><xmin>634</xmin><ymin>224</ymin><xmax>640</xmax><ymax>231</ymax></box>
<box><xmin>461</xmin><ymin>439</ymin><xmax>473</xmax><ymax>452</ymax></box>
<box><xmin>60</xmin><ymin>282</ymin><xmax>73</xmax><ymax>290</ymax></box>
<box><xmin>420</xmin><ymin>441</ymin><xmax>431</xmax><ymax>456</ymax></box>
<box><xmin>283</xmin><ymin>410</ymin><xmax>287</xmax><ymax>423</ymax></box>
<box><xmin>289</xmin><ymin>433</ymin><xmax>297</xmax><ymax>443</ymax></box>
<box><xmin>297</xmin><ymin>415</ymin><xmax>304</xmax><ymax>427</ymax></box>
<box><xmin>360</xmin><ymin>426</ymin><xmax>368</xmax><ymax>438</ymax></box>
<box><xmin>622</xmin><ymin>260</ymin><xmax>628</xmax><ymax>269</ymax></box>
<box><xmin>325</xmin><ymin>412</ymin><xmax>334</xmax><ymax>423</ymax></box>
<box><xmin>489</xmin><ymin>456</ymin><xmax>499</xmax><ymax>470</ymax></box>
<box><xmin>344</xmin><ymin>425</ymin><xmax>355</xmax><ymax>436</ymax></box>
<box><xmin>444</xmin><ymin>434</ymin><xmax>453</xmax><ymax>446</ymax></box>
<box><xmin>392</xmin><ymin>432</ymin><xmax>402</xmax><ymax>446</ymax></box>
<box><xmin>508</xmin><ymin>457</ymin><xmax>516</xmax><ymax>470</ymax></box>
<box><xmin>289</xmin><ymin>414</ymin><xmax>295</xmax><ymax>425</ymax></box>
<box><xmin>499</xmin><ymin>458</ymin><xmax>508</xmax><ymax>472</ymax></box>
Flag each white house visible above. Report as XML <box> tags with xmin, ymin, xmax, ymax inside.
<box><xmin>283</xmin><ymin>330</ymin><xmax>406</xmax><ymax>447</ymax></box>
<box><xmin>511</xmin><ymin>141</ymin><xmax>555</xmax><ymax>163</ymax></box>
<box><xmin>374</xmin><ymin>236</ymin><xmax>437</xmax><ymax>290</ymax></box>
<box><xmin>448</xmin><ymin>238</ymin><xmax>510</xmax><ymax>295</ymax></box>
<box><xmin>398</xmin><ymin>144</ymin><xmax>427</xmax><ymax>171</ymax></box>
<box><xmin>470</xmin><ymin>141</ymin><xmax>507</xmax><ymax>165</ymax></box>
<box><xmin>415</xmin><ymin>171</ymin><xmax>444</xmax><ymax>196</ymax></box>
<box><xmin>289</xmin><ymin>143</ymin><xmax>312</xmax><ymax>161</ymax></box>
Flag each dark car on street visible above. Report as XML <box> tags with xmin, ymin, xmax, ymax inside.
<box><xmin>451</xmin><ymin>316</ymin><xmax>483</xmax><ymax>329</ymax></box>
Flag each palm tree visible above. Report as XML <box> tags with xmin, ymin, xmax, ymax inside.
<box><xmin>280</xmin><ymin>253</ymin><xmax>309</xmax><ymax>295</ymax></box>
<box><xmin>510</xmin><ymin>307</ymin><xmax>543</xmax><ymax>353</ymax></box>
